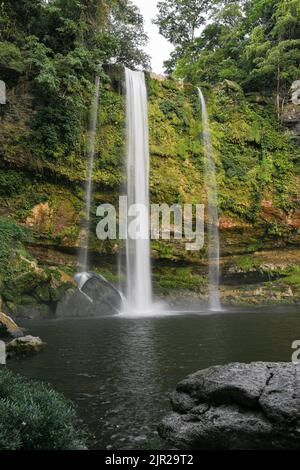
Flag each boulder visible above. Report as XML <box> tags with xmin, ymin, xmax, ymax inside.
<box><xmin>159</xmin><ymin>362</ymin><xmax>300</xmax><ymax>450</ymax></box>
<box><xmin>7</xmin><ymin>335</ymin><xmax>45</xmax><ymax>357</ymax></box>
<box><xmin>0</xmin><ymin>312</ymin><xmax>24</xmax><ymax>338</ymax></box>
<box><xmin>56</xmin><ymin>272</ymin><xmax>124</xmax><ymax>318</ymax></box>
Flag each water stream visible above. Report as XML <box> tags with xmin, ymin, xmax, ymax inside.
<box><xmin>125</xmin><ymin>68</ymin><xmax>152</xmax><ymax>314</ymax></box>
<box><xmin>78</xmin><ymin>76</ymin><xmax>100</xmax><ymax>272</ymax></box>
<box><xmin>198</xmin><ymin>88</ymin><xmax>222</xmax><ymax>311</ymax></box>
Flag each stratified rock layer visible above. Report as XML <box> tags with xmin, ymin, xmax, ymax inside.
<box><xmin>159</xmin><ymin>362</ymin><xmax>300</xmax><ymax>450</ymax></box>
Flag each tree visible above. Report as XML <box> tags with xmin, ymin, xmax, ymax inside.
<box><xmin>103</xmin><ymin>0</ymin><xmax>150</xmax><ymax>68</ymax></box>
<box><xmin>165</xmin><ymin>0</ymin><xmax>246</xmax><ymax>81</ymax></box>
<box><xmin>154</xmin><ymin>0</ymin><xmax>213</xmax><ymax>47</ymax></box>
<box><xmin>0</xmin><ymin>0</ymin><xmax>150</xmax><ymax>160</ymax></box>
<box><xmin>159</xmin><ymin>0</ymin><xmax>299</xmax><ymax>108</ymax></box>
<box><xmin>243</xmin><ymin>0</ymin><xmax>300</xmax><ymax>110</ymax></box>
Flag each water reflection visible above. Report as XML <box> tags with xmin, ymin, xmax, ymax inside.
<box><xmin>9</xmin><ymin>306</ymin><xmax>300</xmax><ymax>449</ymax></box>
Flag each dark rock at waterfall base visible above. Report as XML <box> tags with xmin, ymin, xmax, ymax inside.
<box><xmin>159</xmin><ymin>362</ymin><xmax>300</xmax><ymax>450</ymax></box>
<box><xmin>56</xmin><ymin>273</ymin><xmax>123</xmax><ymax>318</ymax></box>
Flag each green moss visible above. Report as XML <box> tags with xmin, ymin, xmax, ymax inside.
<box><xmin>154</xmin><ymin>266</ymin><xmax>207</xmax><ymax>293</ymax></box>
<box><xmin>283</xmin><ymin>266</ymin><xmax>300</xmax><ymax>286</ymax></box>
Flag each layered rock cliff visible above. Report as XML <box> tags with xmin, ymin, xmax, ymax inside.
<box><xmin>0</xmin><ymin>69</ymin><xmax>299</xmax><ymax>315</ymax></box>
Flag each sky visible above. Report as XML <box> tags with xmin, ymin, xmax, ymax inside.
<box><xmin>131</xmin><ymin>0</ymin><xmax>174</xmax><ymax>74</ymax></box>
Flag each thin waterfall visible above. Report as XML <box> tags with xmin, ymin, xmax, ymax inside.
<box><xmin>197</xmin><ymin>88</ymin><xmax>222</xmax><ymax>311</ymax></box>
<box><xmin>78</xmin><ymin>76</ymin><xmax>100</xmax><ymax>272</ymax></box>
<box><xmin>125</xmin><ymin>68</ymin><xmax>152</xmax><ymax>313</ymax></box>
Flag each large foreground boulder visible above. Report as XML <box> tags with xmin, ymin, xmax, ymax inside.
<box><xmin>159</xmin><ymin>362</ymin><xmax>300</xmax><ymax>450</ymax></box>
<box><xmin>56</xmin><ymin>272</ymin><xmax>124</xmax><ymax>318</ymax></box>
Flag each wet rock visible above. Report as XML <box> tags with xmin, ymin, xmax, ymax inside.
<box><xmin>0</xmin><ymin>312</ymin><xmax>24</xmax><ymax>338</ymax></box>
<box><xmin>15</xmin><ymin>303</ymin><xmax>51</xmax><ymax>320</ymax></box>
<box><xmin>0</xmin><ymin>80</ymin><xmax>6</xmax><ymax>104</ymax></box>
<box><xmin>291</xmin><ymin>80</ymin><xmax>300</xmax><ymax>105</ymax></box>
<box><xmin>7</xmin><ymin>335</ymin><xmax>45</xmax><ymax>357</ymax></box>
<box><xmin>56</xmin><ymin>272</ymin><xmax>124</xmax><ymax>318</ymax></box>
<box><xmin>159</xmin><ymin>362</ymin><xmax>300</xmax><ymax>450</ymax></box>
<box><xmin>282</xmin><ymin>80</ymin><xmax>300</xmax><ymax>143</ymax></box>
<box><xmin>222</xmin><ymin>79</ymin><xmax>243</xmax><ymax>94</ymax></box>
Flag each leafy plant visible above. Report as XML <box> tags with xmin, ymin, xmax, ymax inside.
<box><xmin>0</xmin><ymin>369</ymin><xmax>86</xmax><ymax>450</ymax></box>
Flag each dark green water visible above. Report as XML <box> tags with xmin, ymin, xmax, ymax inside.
<box><xmin>9</xmin><ymin>306</ymin><xmax>300</xmax><ymax>449</ymax></box>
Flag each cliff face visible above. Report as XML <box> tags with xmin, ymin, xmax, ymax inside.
<box><xmin>0</xmin><ymin>70</ymin><xmax>299</xmax><ymax>314</ymax></box>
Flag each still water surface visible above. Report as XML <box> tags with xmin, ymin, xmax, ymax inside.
<box><xmin>9</xmin><ymin>306</ymin><xmax>300</xmax><ymax>449</ymax></box>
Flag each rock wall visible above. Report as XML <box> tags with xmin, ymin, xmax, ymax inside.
<box><xmin>0</xmin><ymin>70</ymin><xmax>299</xmax><ymax>314</ymax></box>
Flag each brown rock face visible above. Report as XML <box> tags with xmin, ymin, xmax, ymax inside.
<box><xmin>26</xmin><ymin>202</ymin><xmax>52</xmax><ymax>233</ymax></box>
<box><xmin>261</xmin><ymin>199</ymin><xmax>300</xmax><ymax>233</ymax></box>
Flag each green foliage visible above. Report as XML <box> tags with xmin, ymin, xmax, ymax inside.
<box><xmin>0</xmin><ymin>42</ymin><xmax>24</xmax><ymax>72</ymax></box>
<box><xmin>0</xmin><ymin>0</ymin><xmax>149</xmax><ymax>162</ymax></box>
<box><xmin>154</xmin><ymin>266</ymin><xmax>207</xmax><ymax>292</ymax></box>
<box><xmin>0</xmin><ymin>171</ymin><xmax>27</xmax><ymax>197</ymax></box>
<box><xmin>283</xmin><ymin>266</ymin><xmax>300</xmax><ymax>286</ymax></box>
<box><xmin>154</xmin><ymin>0</ymin><xmax>215</xmax><ymax>46</ymax></box>
<box><xmin>0</xmin><ymin>368</ymin><xmax>86</xmax><ymax>450</ymax></box>
<box><xmin>158</xmin><ymin>0</ymin><xmax>300</xmax><ymax>100</ymax></box>
<box><xmin>0</xmin><ymin>218</ymin><xmax>31</xmax><ymax>275</ymax></box>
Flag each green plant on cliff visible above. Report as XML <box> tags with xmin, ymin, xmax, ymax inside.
<box><xmin>0</xmin><ymin>369</ymin><xmax>86</xmax><ymax>450</ymax></box>
<box><xmin>0</xmin><ymin>218</ymin><xmax>31</xmax><ymax>276</ymax></box>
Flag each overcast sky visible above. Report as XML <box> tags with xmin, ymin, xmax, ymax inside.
<box><xmin>131</xmin><ymin>0</ymin><xmax>174</xmax><ymax>74</ymax></box>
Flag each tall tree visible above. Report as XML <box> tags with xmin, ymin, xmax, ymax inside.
<box><xmin>158</xmin><ymin>0</ymin><xmax>300</xmax><ymax>106</ymax></box>
<box><xmin>153</xmin><ymin>0</ymin><xmax>213</xmax><ymax>47</ymax></box>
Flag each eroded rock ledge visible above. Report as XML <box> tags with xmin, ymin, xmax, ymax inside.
<box><xmin>159</xmin><ymin>362</ymin><xmax>300</xmax><ymax>450</ymax></box>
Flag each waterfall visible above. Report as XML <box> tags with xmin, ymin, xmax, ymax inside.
<box><xmin>78</xmin><ymin>76</ymin><xmax>100</xmax><ymax>272</ymax></box>
<box><xmin>125</xmin><ymin>68</ymin><xmax>152</xmax><ymax>313</ymax></box>
<box><xmin>197</xmin><ymin>88</ymin><xmax>222</xmax><ymax>312</ymax></box>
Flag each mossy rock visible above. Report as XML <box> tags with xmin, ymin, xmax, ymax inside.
<box><xmin>6</xmin><ymin>335</ymin><xmax>45</xmax><ymax>357</ymax></box>
<box><xmin>0</xmin><ymin>312</ymin><xmax>23</xmax><ymax>339</ymax></box>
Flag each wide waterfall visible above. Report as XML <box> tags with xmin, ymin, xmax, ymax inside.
<box><xmin>78</xmin><ymin>76</ymin><xmax>100</xmax><ymax>272</ymax></box>
<box><xmin>198</xmin><ymin>88</ymin><xmax>222</xmax><ymax>312</ymax></box>
<box><xmin>125</xmin><ymin>68</ymin><xmax>153</xmax><ymax>313</ymax></box>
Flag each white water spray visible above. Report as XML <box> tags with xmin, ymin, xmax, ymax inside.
<box><xmin>125</xmin><ymin>68</ymin><xmax>152</xmax><ymax>314</ymax></box>
<box><xmin>198</xmin><ymin>88</ymin><xmax>222</xmax><ymax>311</ymax></box>
<box><xmin>78</xmin><ymin>76</ymin><xmax>100</xmax><ymax>272</ymax></box>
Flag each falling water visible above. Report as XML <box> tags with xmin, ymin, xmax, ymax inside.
<box><xmin>198</xmin><ymin>88</ymin><xmax>222</xmax><ymax>311</ymax></box>
<box><xmin>78</xmin><ymin>76</ymin><xmax>100</xmax><ymax>272</ymax></box>
<box><xmin>125</xmin><ymin>68</ymin><xmax>152</xmax><ymax>313</ymax></box>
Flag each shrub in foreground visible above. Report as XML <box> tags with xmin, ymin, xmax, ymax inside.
<box><xmin>0</xmin><ymin>368</ymin><xmax>86</xmax><ymax>450</ymax></box>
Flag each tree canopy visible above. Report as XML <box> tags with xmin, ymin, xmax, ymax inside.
<box><xmin>0</xmin><ymin>0</ymin><xmax>149</xmax><ymax>160</ymax></box>
<box><xmin>155</xmin><ymin>0</ymin><xmax>300</xmax><ymax>101</ymax></box>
